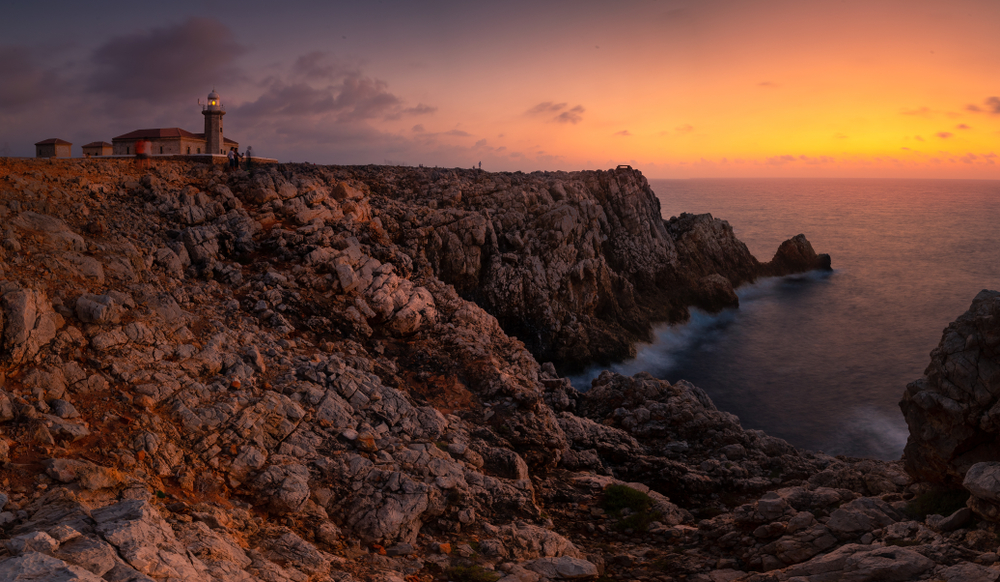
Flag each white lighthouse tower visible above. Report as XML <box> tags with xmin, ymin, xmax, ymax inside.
<box><xmin>202</xmin><ymin>89</ymin><xmax>225</xmax><ymax>155</ymax></box>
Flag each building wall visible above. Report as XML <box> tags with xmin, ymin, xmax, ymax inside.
<box><xmin>83</xmin><ymin>145</ymin><xmax>112</xmax><ymax>157</ymax></box>
<box><xmin>179</xmin><ymin>138</ymin><xmax>206</xmax><ymax>155</ymax></box>
<box><xmin>114</xmin><ymin>138</ymin><xmax>215</xmax><ymax>155</ymax></box>
<box><xmin>35</xmin><ymin>144</ymin><xmax>71</xmax><ymax>158</ymax></box>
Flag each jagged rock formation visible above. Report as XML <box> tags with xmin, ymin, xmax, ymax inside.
<box><xmin>0</xmin><ymin>157</ymin><xmax>991</xmax><ymax>582</ymax></box>
<box><xmin>901</xmin><ymin>290</ymin><xmax>1000</xmax><ymax>485</ymax></box>
<box><xmin>373</xmin><ymin>167</ymin><xmax>830</xmax><ymax>372</ymax></box>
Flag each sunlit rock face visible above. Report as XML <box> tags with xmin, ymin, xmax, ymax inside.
<box><xmin>901</xmin><ymin>289</ymin><xmax>1000</xmax><ymax>485</ymax></box>
<box><xmin>0</xmin><ymin>158</ymin><xmax>857</xmax><ymax>582</ymax></box>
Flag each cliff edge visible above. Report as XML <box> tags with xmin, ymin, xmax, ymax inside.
<box><xmin>372</xmin><ymin>166</ymin><xmax>830</xmax><ymax>372</ymax></box>
<box><xmin>6</xmin><ymin>159</ymin><xmax>987</xmax><ymax>582</ymax></box>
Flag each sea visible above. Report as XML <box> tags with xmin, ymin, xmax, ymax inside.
<box><xmin>570</xmin><ymin>178</ymin><xmax>1000</xmax><ymax>461</ymax></box>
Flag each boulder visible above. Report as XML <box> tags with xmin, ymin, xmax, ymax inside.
<box><xmin>901</xmin><ymin>290</ymin><xmax>1000</xmax><ymax>484</ymax></box>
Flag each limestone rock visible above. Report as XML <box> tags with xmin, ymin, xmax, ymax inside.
<box><xmin>522</xmin><ymin>556</ymin><xmax>599</xmax><ymax>580</ymax></box>
<box><xmin>901</xmin><ymin>290</ymin><xmax>1000</xmax><ymax>484</ymax></box>
<box><xmin>0</xmin><ymin>552</ymin><xmax>105</xmax><ymax>582</ymax></box>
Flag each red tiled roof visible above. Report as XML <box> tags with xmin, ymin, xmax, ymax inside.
<box><xmin>112</xmin><ymin>127</ymin><xmax>200</xmax><ymax>141</ymax></box>
<box><xmin>83</xmin><ymin>141</ymin><xmax>112</xmax><ymax>148</ymax></box>
<box><xmin>35</xmin><ymin>138</ymin><xmax>71</xmax><ymax>146</ymax></box>
<box><xmin>111</xmin><ymin>128</ymin><xmax>239</xmax><ymax>146</ymax></box>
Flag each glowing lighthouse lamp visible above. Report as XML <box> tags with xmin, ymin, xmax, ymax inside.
<box><xmin>199</xmin><ymin>89</ymin><xmax>226</xmax><ymax>155</ymax></box>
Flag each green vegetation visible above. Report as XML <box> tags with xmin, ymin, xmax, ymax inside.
<box><xmin>903</xmin><ymin>487</ymin><xmax>970</xmax><ymax>520</ymax></box>
<box><xmin>602</xmin><ymin>484</ymin><xmax>663</xmax><ymax>532</ymax></box>
<box><xmin>444</xmin><ymin>565</ymin><xmax>501</xmax><ymax>582</ymax></box>
<box><xmin>601</xmin><ymin>484</ymin><xmax>654</xmax><ymax>514</ymax></box>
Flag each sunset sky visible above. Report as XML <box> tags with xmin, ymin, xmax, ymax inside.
<box><xmin>2</xmin><ymin>0</ymin><xmax>998</xmax><ymax>178</ymax></box>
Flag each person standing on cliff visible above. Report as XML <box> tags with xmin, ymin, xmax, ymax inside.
<box><xmin>227</xmin><ymin>147</ymin><xmax>235</xmax><ymax>171</ymax></box>
<box><xmin>246</xmin><ymin>146</ymin><xmax>253</xmax><ymax>172</ymax></box>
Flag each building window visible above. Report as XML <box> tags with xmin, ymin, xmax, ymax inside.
<box><xmin>187</xmin><ymin>146</ymin><xmax>191</xmax><ymax>154</ymax></box>
<box><xmin>126</xmin><ymin>146</ymin><xmax>130</xmax><ymax>154</ymax></box>
<box><xmin>160</xmin><ymin>146</ymin><xmax>163</xmax><ymax>154</ymax></box>
<box><xmin>197</xmin><ymin>148</ymin><xmax>201</xmax><ymax>154</ymax></box>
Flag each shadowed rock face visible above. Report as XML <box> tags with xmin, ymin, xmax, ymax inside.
<box><xmin>374</xmin><ymin>167</ymin><xmax>831</xmax><ymax>373</ymax></box>
<box><xmin>901</xmin><ymin>289</ymin><xmax>1000</xmax><ymax>485</ymax></box>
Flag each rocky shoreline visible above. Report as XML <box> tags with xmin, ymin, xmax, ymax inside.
<box><xmin>0</xmin><ymin>157</ymin><xmax>996</xmax><ymax>582</ymax></box>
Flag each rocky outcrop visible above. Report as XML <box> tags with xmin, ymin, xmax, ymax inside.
<box><xmin>4</xmin><ymin>157</ymin><xmax>984</xmax><ymax>582</ymax></box>
<box><xmin>900</xmin><ymin>290</ymin><xmax>1000</xmax><ymax>485</ymax></box>
<box><xmin>374</xmin><ymin>168</ymin><xmax>830</xmax><ymax>372</ymax></box>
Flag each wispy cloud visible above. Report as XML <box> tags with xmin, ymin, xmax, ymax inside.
<box><xmin>526</xmin><ymin>102</ymin><xmax>567</xmax><ymax>116</ymax></box>
<box><xmin>555</xmin><ymin>105</ymin><xmax>585</xmax><ymax>124</ymax></box>
<box><xmin>936</xmin><ymin>132</ymin><xmax>953</xmax><ymax>139</ymax></box>
<box><xmin>526</xmin><ymin>102</ymin><xmax>584</xmax><ymax>124</ymax></box>
<box><xmin>966</xmin><ymin>97</ymin><xmax>1000</xmax><ymax>115</ymax></box>
<box><xmin>614</xmin><ymin>130</ymin><xmax>631</xmax><ymax>136</ymax></box>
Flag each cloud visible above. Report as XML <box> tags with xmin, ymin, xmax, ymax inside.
<box><xmin>526</xmin><ymin>102</ymin><xmax>567</xmax><ymax>116</ymax></box>
<box><xmin>384</xmin><ymin>102</ymin><xmax>438</xmax><ymax>121</ymax></box>
<box><xmin>675</xmin><ymin>124</ymin><xmax>694</xmax><ymax>134</ymax></box>
<box><xmin>936</xmin><ymin>132</ymin><xmax>953</xmax><ymax>139</ymax></box>
<box><xmin>966</xmin><ymin>97</ymin><xmax>1000</xmax><ymax>115</ymax></box>
<box><xmin>292</xmin><ymin>51</ymin><xmax>353</xmax><ymax>80</ymax></box>
<box><xmin>614</xmin><ymin>130</ymin><xmax>631</xmax><ymax>136</ymax></box>
<box><xmin>555</xmin><ymin>105</ymin><xmax>584</xmax><ymax>124</ymax></box>
<box><xmin>402</xmin><ymin>104</ymin><xmax>437</xmax><ymax>116</ymax></box>
<box><xmin>767</xmin><ymin>155</ymin><xmax>797</xmax><ymax>165</ymax></box>
<box><xmin>444</xmin><ymin>129</ymin><xmax>471</xmax><ymax>137</ymax></box>
<box><xmin>758</xmin><ymin>81</ymin><xmax>779</xmax><ymax>88</ymax></box>
<box><xmin>0</xmin><ymin>45</ymin><xmax>55</xmax><ymax>110</ymax></box>
<box><xmin>412</xmin><ymin>124</ymin><xmax>425</xmax><ymax>133</ymax></box>
<box><xmin>956</xmin><ymin>124</ymin><xmax>971</xmax><ymax>130</ymax></box>
<box><xmin>87</xmin><ymin>18</ymin><xmax>245</xmax><ymax>103</ymax></box>
<box><xmin>526</xmin><ymin>102</ymin><xmax>584</xmax><ymax>124</ymax></box>
<box><xmin>237</xmin><ymin>74</ymin><xmax>401</xmax><ymax>121</ymax></box>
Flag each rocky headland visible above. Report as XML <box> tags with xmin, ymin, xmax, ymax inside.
<box><xmin>0</xmin><ymin>157</ymin><xmax>996</xmax><ymax>582</ymax></box>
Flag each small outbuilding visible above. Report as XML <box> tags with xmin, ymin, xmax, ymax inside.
<box><xmin>82</xmin><ymin>141</ymin><xmax>113</xmax><ymax>157</ymax></box>
<box><xmin>35</xmin><ymin>138</ymin><xmax>72</xmax><ymax>158</ymax></box>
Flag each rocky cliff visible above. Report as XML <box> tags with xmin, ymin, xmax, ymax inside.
<box><xmin>0</xmin><ymin>157</ymin><xmax>993</xmax><ymax>582</ymax></box>
<box><xmin>369</xmin><ymin>166</ymin><xmax>829</xmax><ymax>372</ymax></box>
<box><xmin>901</xmin><ymin>290</ymin><xmax>1000</xmax><ymax>485</ymax></box>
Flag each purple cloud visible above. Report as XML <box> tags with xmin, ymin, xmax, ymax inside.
<box><xmin>88</xmin><ymin>18</ymin><xmax>245</xmax><ymax>103</ymax></box>
<box><xmin>0</xmin><ymin>45</ymin><xmax>55</xmax><ymax>110</ymax></box>
<box><xmin>966</xmin><ymin>97</ymin><xmax>1000</xmax><ymax>115</ymax></box>
<box><xmin>555</xmin><ymin>105</ymin><xmax>584</xmax><ymax>124</ymax></box>
<box><xmin>526</xmin><ymin>102</ymin><xmax>567</xmax><ymax>115</ymax></box>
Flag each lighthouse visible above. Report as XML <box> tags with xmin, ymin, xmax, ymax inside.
<box><xmin>202</xmin><ymin>89</ymin><xmax>225</xmax><ymax>155</ymax></box>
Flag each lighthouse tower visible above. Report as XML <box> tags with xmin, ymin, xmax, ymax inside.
<box><xmin>202</xmin><ymin>89</ymin><xmax>225</xmax><ymax>155</ymax></box>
